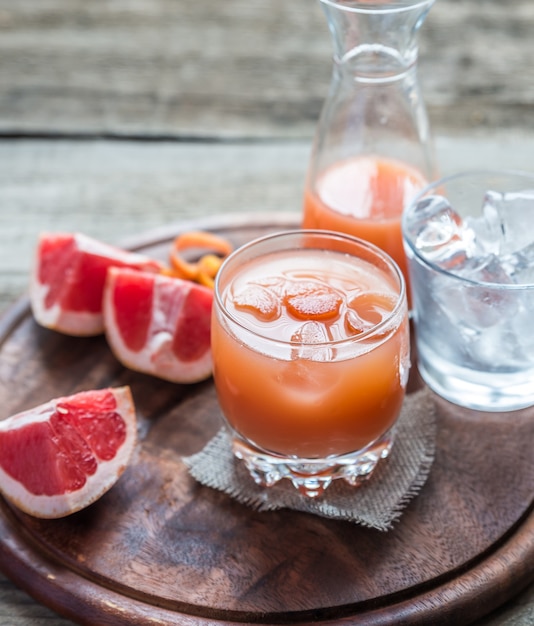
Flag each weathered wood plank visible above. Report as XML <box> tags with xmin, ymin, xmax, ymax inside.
<box><xmin>0</xmin><ymin>0</ymin><xmax>533</xmax><ymax>137</ymax></box>
<box><xmin>2</xmin><ymin>132</ymin><xmax>534</xmax><ymax>314</ymax></box>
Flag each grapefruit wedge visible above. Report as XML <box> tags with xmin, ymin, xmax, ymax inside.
<box><xmin>31</xmin><ymin>232</ymin><xmax>163</xmax><ymax>336</ymax></box>
<box><xmin>0</xmin><ymin>386</ymin><xmax>136</xmax><ymax>519</ymax></box>
<box><xmin>104</xmin><ymin>267</ymin><xmax>213</xmax><ymax>383</ymax></box>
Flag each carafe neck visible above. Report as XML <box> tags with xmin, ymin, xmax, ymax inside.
<box><xmin>321</xmin><ymin>0</ymin><xmax>434</xmax><ymax>80</ymax></box>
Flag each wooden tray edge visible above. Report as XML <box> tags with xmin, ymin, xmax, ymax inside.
<box><xmin>0</xmin><ymin>212</ymin><xmax>533</xmax><ymax>625</ymax></box>
<box><xmin>0</xmin><ymin>498</ymin><xmax>533</xmax><ymax>626</ymax></box>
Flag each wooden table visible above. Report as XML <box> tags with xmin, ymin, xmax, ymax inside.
<box><xmin>0</xmin><ymin>1</ymin><xmax>533</xmax><ymax>624</ymax></box>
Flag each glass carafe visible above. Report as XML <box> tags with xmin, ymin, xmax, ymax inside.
<box><xmin>302</xmin><ymin>0</ymin><xmax>436</xmax><ymax>285</ymax></box>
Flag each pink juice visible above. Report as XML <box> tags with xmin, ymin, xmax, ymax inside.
<box><xmin>303</xmin><ymin>155</ymin><xmax>428</xmax><ymax>288</ymax></box>
<box><xmin>212</xmin><ymin>245</ymin><xmax>409</xmax><ymax>458</ymax></box>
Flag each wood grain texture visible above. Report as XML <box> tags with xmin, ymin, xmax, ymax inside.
<box><xmin>1</xmin><ymin>137</ymin><xmax>534</xmax><ymax>625</ymax></box>
<box><xmin>2</xmin><ymin>132</ymin><xmax>534</xmax><ymax>315</ymax></box>
<box><xmin>1</xmin><ymin>0</ymin><xmax>534</xmax><ymax>622</ymax></box>
<box><xmin>0</xmin><ymin>216</ymin><xmax>533</xmax><ymax>626</ymax></box>
<box><xmin>0</xmin><ymin>0</ymin><xmax>533</xmax><ymax>138</ymax></box>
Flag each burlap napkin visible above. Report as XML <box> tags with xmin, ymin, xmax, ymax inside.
<box><xmin>184</xmin><ymin>387</ymin><xmax>436</xmax><ymax>531</ymax></box>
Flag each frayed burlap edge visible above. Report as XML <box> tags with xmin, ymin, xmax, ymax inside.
<box><xmin>184</xmin><ymin>387</ymin><xmax>436</xmax><ymax>531</ymax></box>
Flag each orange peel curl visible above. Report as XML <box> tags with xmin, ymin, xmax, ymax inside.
<box><xmin>165</xmin><ymin>231</ymin><xmax>234</xmax><ymax>289</ymax></box>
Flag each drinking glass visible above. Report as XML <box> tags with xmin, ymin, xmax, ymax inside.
<box><xmin>212</xmin><ymin>230</ymin><xmax>409</xmax><ymax>497</ymax></box>
<box><xmin>403</xmin><ymin>170</ymin><xmax>534</xmax><ymax>412</ymax></box>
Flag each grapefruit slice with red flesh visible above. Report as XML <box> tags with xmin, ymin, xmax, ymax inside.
<box><xmin>30</xmin><ymin>232</ymin><xmax>163</xmax><ymax>336</ymax></box>
<box><xmin>103</xmin><ymin>267</ymin><xmax>213</xmax><ymax>383</ymax></box>
<box><xmin>0</xmin><ymin>386</ymin><xmax>136</xmax><ymax>519</ymax></box>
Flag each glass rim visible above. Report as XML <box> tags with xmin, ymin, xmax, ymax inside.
<box><xmin>214</xmin><ymin>228</ymin><xmax>407</xmax><ymax>348</ymax></box>
<box><xmin>319</xmin><ymin>0</ymin><xmax>435</xmax><ymax>15</ymax></box>
<box><xmin>402</xmin><ymin>168</ymin><xmax>534</xmax><ymax>291</ymax></box>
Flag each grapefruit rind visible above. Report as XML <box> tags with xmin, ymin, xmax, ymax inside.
<box><xmin>30</xmin><ymin>232</ymin><xmax>163</xmax><ymax>337</ymax></box>
<box><xmin>0</xmin><ymin>386</ymin><xmax>137</xmax><ymax>519</ymax></box>
<box><xmin>103</xmin><ymin>268</ymin><xmax>213</xmax><ymax>384</ymax></box>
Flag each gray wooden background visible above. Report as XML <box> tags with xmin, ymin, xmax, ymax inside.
<box><xmin>1</xmin><ymin>0</ymin><xmax>534</xmax><ymax>314</ymax></box>
<box><xmin>0</xmin><ymin>1</ymin><xmax>533</xmax><ymax>624</ymax></box>
<box><xmin>1</xmin><ymin>0</ymin><xmax>533</xmax><ymax>137</ymax></box>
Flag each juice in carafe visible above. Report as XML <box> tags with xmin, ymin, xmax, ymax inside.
<box><xmin>303</xmin><ymin>0</ymin><xmax>436</xmax><ymax>290</ymax></box>
<box><xmin>303</xmin><ymin>155</ymin><xmax>428</xmax><ymax>283</ymax></box>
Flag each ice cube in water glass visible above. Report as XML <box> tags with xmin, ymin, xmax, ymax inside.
<box><xmin>465</xmin><ymin>191</ymin><xmax>503</xmax><ymax>257</ymax></box>
<box><xmin>455</xmin><ymin>253</ymin><xmax>514</xmax><ymax>286</ymax></box>
<box><xmin>505</xmin><ymin>242</ymin><xmax>534</xmax><ymax>284</ymax></box>
<box><xmin>437</xmin><ymin>249</ymin><xmax>517</xmax><ymax>332</ymax></box>
<box><xmin>480</xmin><ymin>188</ymin><xmax>534</xmax><ymax>256</ymax></box>
<box><xmin>410</xmin><ymin>194</ymin><xmax>476</xmax><ymax>269</ymax></box>
<box><xmin>469</xmin><ymin>189</ymin><xmax>534</xmax><ymax>284</ymax></box>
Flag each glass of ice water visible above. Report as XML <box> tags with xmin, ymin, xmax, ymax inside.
<box><xmin>402</xmin><ymin>170</ymin><xmax>534</xmax><ymax>412</ymax></box>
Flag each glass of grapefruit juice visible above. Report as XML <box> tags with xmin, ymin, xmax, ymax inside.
<box><xmin>212</xmin><ymin>230</ymin><xmax>410</xmax><ymax>497</ymax></box>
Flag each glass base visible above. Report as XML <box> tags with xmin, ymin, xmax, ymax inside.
<box><xmin>232</xmin><ymin>429</ymin><xmax>395</xmax><ymax>498</ymax></box>
<box><xmin>417</xmin><ymin>346</ymin><xmax>534</xmax><ymax>412</ymax></box>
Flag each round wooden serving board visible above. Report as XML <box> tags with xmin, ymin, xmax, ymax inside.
<box><xmin>0</xmin><ymin>214</ymin><xmax>533</xmax><ymax>626</ymax></box>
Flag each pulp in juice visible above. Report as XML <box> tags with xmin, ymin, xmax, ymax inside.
<box><xmin>212</xmin><ymin>247</ymin><xmax>409</xmax><ymax>458</ymax></box>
